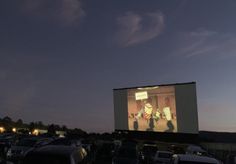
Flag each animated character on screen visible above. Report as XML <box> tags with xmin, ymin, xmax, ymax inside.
<box><xmin>143</xmin><ymin>99</ymin><xmax>162</xmax><ymax>131</ymax></box>
<box><xmin>135</xmin><ymin>99</ymin><xmax>153</xmax><ymax>121</ymax></box>
<box><xmin>163</xmin><ymin>97</ymin><xmax>175</xmax><ymax>132</ymax></box>
<box><xmin>153</xmin><ymin>104</ymin><xmax>161</xmax><ymax>122</ymax></box>
<box><xmin>143</xmin><ymin>100</ymin><xmax>153</xmax><ymax>120</ymax></box>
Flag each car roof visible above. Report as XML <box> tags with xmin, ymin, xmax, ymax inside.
<box><xmin>30</xmin><ymin>145</ymin><xmax>77</xmax><ymax>156</ymax></box>
<box><xmin>51</xmin><ymin>138</ymin><xmax>81</xmax><ymax>142</ymax></box>
<box><xmin>187</xmin><ymin>145</ymin><xmax>206</xmax><ymax>152</ymax></box>
<box><xmin>143</xmin><ymin>143</ymin><xmax>157</xmax><ymax>147</ymax></box>
<box><xmin>157</xmin><ymin>151</ymin><xmax>173</xmax><ymax>154</ymax></box>
<box><xmin>174</xmin><ymin>154</ymin><xmax>219</xmax><ymax>163</ymax></box>
<box><xmin>21</xmin><ymin>137</ymin><xmax>45</xmax><ymax>140</ymax></box>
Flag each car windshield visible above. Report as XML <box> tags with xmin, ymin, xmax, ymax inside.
<box><xmin>158</xmin><ymin>152</ymin><xmax>172</xmax><ymax>158</ymax></box>
<box><xmin>23</xmin><ymin>154</ymin><xmax>70</xmax><ymax>164</ymax></box>
<box><xmin>17</xmin><ymin>139</ymin><xmax>38</xmax><ymax>147</ymax></box>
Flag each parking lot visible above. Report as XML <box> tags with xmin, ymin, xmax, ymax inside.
<box><xmin>0</xmin><ymin>132</ymin><xmax>226</xmax><ymax>164</ymax></box>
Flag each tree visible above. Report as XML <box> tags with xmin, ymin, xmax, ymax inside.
<box><xmin>37</xmin><ymin>121</ymin><xmax>44</xmax><ymax>129</ymax></box>
<box><xmin>62</xmin><ymin>125</ymin><xmax>68</xmax><ymax>131</ymax></box>
<box><xmin>2</xmin><ymin>116</ymin><xmax>13</xmax><ymax>131</ymax></box>
<box><xmin>34</xmin><ymin>121</ymin><xmax>45</xmax><ymax>129</ymax></box>
<box><xmin>29</xmin><ymin>122</ymin><xmax>35</xmax><ymax>132</ymax></box>
<box><xmin>3</xmin><ymin>116</ymin><xmax>12</xmax><ymax>123</ymax></box>
<box><xmin>16</xmin><ymin>119</ymin><xmax>23</xmax><ymax>127</ymax></box>
<box><xmin>47</xmin><ymin>124</ymin><xmax>56</xmax><ymax>135</ymax></box>
<box><xmin>67</xmin><ymin>128</ymin><xmax>87</xmax><ymax>138</ymax></box>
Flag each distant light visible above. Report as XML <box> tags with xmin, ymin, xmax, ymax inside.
<box><xmin>0</xmin><ymin>127</ymin><xmax>5</xmax><ymax>133</ymax></box>
<box><xmin>12</xmin><ymin>128</ymin><xmax>17</xmax><ymax>133</ymax></box>
<box><xmin>32</xmin><ymin>129</ymin><xmax>39</xmax><ymax>136</ymax></box>
<box><xmin>59</xmin><ymin>134</ymin><xmax>65</xmax><ymax>138</ymax></box>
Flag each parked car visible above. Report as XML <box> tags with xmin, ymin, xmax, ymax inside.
<box><xmin>7</xmin><ymin>137</ymin><xmax>53</xmax><ymax>163</ymax></box>
<box><xmin>153</xmin><ymin>151</ymin><xmax>173</xmax><ymax>164</ymax></box>
<box><xmin>139</xmin><ymin>144</ymin><xmax>158</xmax><ymax>163</ymax></box>
<box><xmin>168</xmin><ymin>145</ymin><xmax>185</xmax><ymax>154</ymax></box>
<box><xmin>112</xmin><ymin>146</ymin><xmax>139</xmax><ymax>164</ymax></box>
<box><xmin>0</xmin><ymin>134</ymin><xmax>19</xmax><ymax>163</ymax></box>
<box><xmin>172</xmin><ymin>154</ymin><xmax>220</xmax><ymax>164</ymax></box>
<box><xmin>225</xmin><ymin>154</ymin><xmax>236</xmax><ymax>164</ymax></box>
<box><xmin>22</xmin><ymin>145</ymin><xmax>87</xmax><ymax>164</ymax></box>
<box><xmin>186</xmin><ymin>145</ymin><xmax>208</xmax><ymax>156</ymax></box>
<box><xmin>48</xmin><ymin>138</ymin><xmax>81</xmax><ymax>147</ymax></box>
<box><xmin>0</xmin><ymin>136</ymin><xmax>16</xmax><ymax>158</ymax></box>
<box><xmin>95</xmin><ymin>142</ymin><xmax>115</xmax><ymax>164</ymax></box>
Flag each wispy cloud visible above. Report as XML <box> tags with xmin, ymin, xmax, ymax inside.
<box><xmin>22</xmin><ymin>0</ymin><xmax>85</xmax><ymax>26</ymax></box>
<box><xmin>116</xmin><ymin>11</ymin><xmax>165</xmax><ymax>47</ymax></box>
<box><xmin>173</xmin><ymin>29</ymin><xmax>236</xmax><ymax>59</ymax></box>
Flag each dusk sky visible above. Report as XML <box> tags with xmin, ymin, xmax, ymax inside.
<box><xmin>1</xmin><ymin>0</ymin><xmax>236</xmax><ymax>132</ymax></box>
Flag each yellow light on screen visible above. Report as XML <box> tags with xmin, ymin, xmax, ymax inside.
<box><xmin>137</xmin><ymin>86</ymin><xmax>159</xmax><ymax>90</ymax></box>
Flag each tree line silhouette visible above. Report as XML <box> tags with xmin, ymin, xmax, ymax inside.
<box><xmin>0</xmin><ymin>116</ymin><xmax>87</xmax><ymax>137</ymax></box>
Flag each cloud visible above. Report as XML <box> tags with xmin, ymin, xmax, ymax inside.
<box><xmin>116</xmin><ymin>11</ymin><xmax>165</xmax><ymax>47</ymax></box>
<box><xmin>60</xmin><ymin>0</ymin><xmax>85</xmax><ymax>24</ymax></box>
<box><xmin>173</xmin><ymin>29</ymin><xmax>236</xmax><ymax>59</ymax></box>
<box><xmin>22</xmin><ymin>0</ymin><xmax>85</xmax><ymax>26</ymax></box>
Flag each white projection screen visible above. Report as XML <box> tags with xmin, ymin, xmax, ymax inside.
<box><xmin>113</xmin><ymin>82</ymin><xmax>199</xmax><ymax>134</ymax></box>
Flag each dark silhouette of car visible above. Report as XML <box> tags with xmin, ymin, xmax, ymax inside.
<box><xmin>112</xmin><ymin>146</ymin><xmax>139</xmax><ymax>164</ymax></box>
<box><xmin>7</xmin><ymin>137</ymin><xmax>53</xmax><ymax>163</ymax></box>
<box><xmin>48</xmin><ymin>138</ymin><xmax>82</xmax><ymax>147</ymax></box>
<box><xmin>22</xmin><ymin>145</ymin><xmax>87</xmax><ymax>164</ymax></box>
<box><xmin>94</xmin><ymin>142</ymin><xmax>115</xmax><ymax>164</ymax></box>
<box><xmin>153</xmin><ymin>150</ymin><xmax>173</xmax><ymax>164</ymax></box>
<box><xmin>139</xmin><ymin>144</ymin><xmax>158</xmax><ymax>163</ymax></box>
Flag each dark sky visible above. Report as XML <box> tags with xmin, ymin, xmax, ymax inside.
<box><xmin>1</xmin><ymin>0</ymin><xmax>236</xmax><ymax>132</ymax></box>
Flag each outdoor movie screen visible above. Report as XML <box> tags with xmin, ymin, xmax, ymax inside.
<box><xmin>128</xmin><ymin>86</ymin><xmax>177</xmax><ymax>132</ymax></box>
<box><xmin>113</xmin><ymin>82</ymin><xmax>199</xmax><ymax>134</ymax></box>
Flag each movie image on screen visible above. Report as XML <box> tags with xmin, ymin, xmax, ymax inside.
<box><xmin>128</xmin><ymin>86</ymin><xmax>177</xmax><ymax>132</ymax></box>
